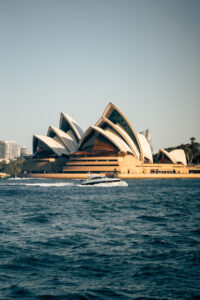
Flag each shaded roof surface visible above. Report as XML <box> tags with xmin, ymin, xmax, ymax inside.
<box><xmin>33</xmin><ymin>135</ymin><xmax>69</xmax><ymax>156</ymax></box>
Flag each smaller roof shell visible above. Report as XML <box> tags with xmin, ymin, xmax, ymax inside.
<box><xmin>33</xmin><ymin>135</ymin><xmax>69</xmax><ymax>157</ymax></box>
<box><xmin>79</xmin><ymin>126</ymin><xmax>132</xmax><ymax>154</ymax></box>
<box><xmin>170</xmin><ymin>149</ymin><xmax>187</xmax><ymax>165</ymax></box>
<box><xmin>59</xmin><ymin>113</ymin><xmax>83</xmax><ymax>143</ymax></box>
<box><xmin>157</xmin><ymin>148</ymin><xmax>187</xmax><ymax>165</ymax></box>
<box><xmin>157</xmin><ymin>148</ymin><xmax>176</xmax><ymax>164</ymax></box>
<box><xmin>137</xmin><ymin>134</ymin><xmax>153</xmax><ymax>163</ymax></box>
<box><xmin>47</xmin><ymin>126</ymin><xmax>78</xmax><ymax>153</ymax></box>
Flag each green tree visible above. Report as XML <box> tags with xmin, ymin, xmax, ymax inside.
<box><xmin>163</xmin><ymin>138</ymin><xmax>200</xmax><ymax>165</ymax></box>
<box><xmin>0</xmin><ymin>160</ymin><xmax>7</xmax><ymax>172</ymax></box>
<box><xmin>1</xmin><ymin>158</ymin><xmax>24</xmax><ymax>175</ymax></box>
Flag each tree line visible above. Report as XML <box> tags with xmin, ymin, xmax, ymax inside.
<box><xmin>0</xmin><ymin>158</ymin><xmax>24</xmax><ymax>176</ymax></box>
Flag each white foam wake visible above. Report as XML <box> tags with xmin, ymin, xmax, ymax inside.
<box><xmin>8</xmin><ymin>177</ymin><xmax>44</xmax><ymax>180</ymax></box>
<box><xmin>23</xmin><ymin>182</ymin><xmax>75</xmax><ymax>187</ymax></box>
<box><xmin>6</xmin><ymin>180</ymin><xmax>128</xmax><ymax>188</ymax></box>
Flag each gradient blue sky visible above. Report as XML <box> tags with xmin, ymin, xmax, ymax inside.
<box><xmin>0</xmin><ymin>0</ymin><xmax>199</xmax><ymax>153</ymax></box>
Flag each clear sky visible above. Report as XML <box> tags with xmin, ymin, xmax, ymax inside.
<box><xmin>0</xmin><ymin>0</ymin><xmax>199</xmax><ymax>153</ymax></box>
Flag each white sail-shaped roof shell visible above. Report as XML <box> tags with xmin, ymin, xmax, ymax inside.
<box><xmin>140</xmin><ymin>129</ymin><xmax>153</xmax><ymax>152</ymax></box>
<box><xmin>157</xmin><ymin>148</ymin><xmax>177</xmax><ymax>164</ymax></box>
<box><xmin>102</xmin><ymin>102</ymin><xmax>143</xmax><ymax>161</ymax></box>
<box><xmin>47</xmin><ymin>126</ymin><xmax>78</xmax><ymax>153</ymax></box>
<box><xmin>170</xmin><ymin>149</ymin><xmax>187</xmax><ymax>165</ymax></box>
<box><xmin>96</xmin><ymin>117</ymin><xmax>139</xmax><ymax>159</ymax></box>
<box><xmin>157</xmin><ymin>148</ymin><xmax>187</xmax><ymax>165</ymax></box>
<box><xmin>33</xmin><ymin>135</ymin><xmax>69</xmax><ymax>156</ymax></box>
<box><xmin>60</xmin><ymin>113</ymin><xmax>83</xmax><ymax>143</ymax></box>
<box><xmin>79</xmin><ymin>126</ymin><xmax>132</xmax><ymax>154</ymax></box>
<box><xmin>137</xmin><ymin>134</ymin><xmax>153</xmax><ymax>163</ymax></box>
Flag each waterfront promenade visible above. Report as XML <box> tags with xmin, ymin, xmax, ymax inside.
<box><xmin>24</xmin><ymin>173</ymin><xmax>200</xmax><ymax>179</ymax></box>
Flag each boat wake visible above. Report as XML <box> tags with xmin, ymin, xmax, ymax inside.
<box><xmin>23</xmin><ymin>182</ymin><xmax>75</xmax><ymax>187</ymax></box>
<box><xmin>6</xmin><ymin>182</ymin><xmax>75</xmax><ymax>187</ymax></box>
<box><xmin>5</xmin><ymin>179</ymin><xmax>128</xmax><ymax>188</ymax></box>
<box><xmin>8</xmin><ymin>177</ymin><xmax>45</xmax><ymax>181</ymax></box>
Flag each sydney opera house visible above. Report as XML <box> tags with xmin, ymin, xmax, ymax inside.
<box><xmin>23</xmin><ymin>103</ymin><xmax>199</xmax><ymax>178</ymax></box>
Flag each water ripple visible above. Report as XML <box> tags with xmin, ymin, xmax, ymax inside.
<box><xmin>0</xmin><ymin>178</ymin><xmax>200</xmax><ymax>299</ymax></box>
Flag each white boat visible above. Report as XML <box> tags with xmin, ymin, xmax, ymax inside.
<box><xmin>81</xmin><ymin>174</ymin><xmax>123</xmax><ymax>186</ymax></box>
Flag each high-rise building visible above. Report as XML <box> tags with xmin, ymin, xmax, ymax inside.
<box><xmin>0</xmin><ymin>140</ymin><xmax>20</xmax><ymax>160</ymax></box>
<box><xmin>20</xmin><ymin>146</ymin><xmax>30</xmax><ymax>157</ymax></box>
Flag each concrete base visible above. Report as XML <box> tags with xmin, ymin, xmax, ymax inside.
<box><xmin>119</xmin><ymin>173</ymin><xmax>200</xmax><ymax>179</ymax></box>
<box><xmin>23</xmin><ymin>173</ymin><xmax>200</xmax><ymax>179</ymax></box>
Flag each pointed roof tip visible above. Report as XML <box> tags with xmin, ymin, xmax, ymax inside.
<box><xmin>60</xmin><ymin>112</ymin><xmax>70</xmax><ymax>119</ymax></box>
<box><xmin>60</xmin><ymin>112</ymin><xmax>76</xmax><ymax>123</ymax></box>
<box><xmin>60</xmin><ymin>112</ymin><xmax>65</xmax><ymax>116</ymax></box>
<box><xmin>47</xmin><ymin>125</ymin><xmax>63</xmax><ymax>136</ymax></box>
<box><xmin>59</xmin><ymin>112</ymin><xmax>84</xmax><ymax>142</ymax></box>
<box><xmin>102</xmin><ymin>102</ymin><xmax>117</xmax><ymax>120</ymax></box>
<box><xmin>107</xmin><ymin>102</ymin><xmax>117</xmax><ymax>109</ymax></box>
<box><xmin>48</xmin><ymin>125</ymin><xmax>56</xmax><ymax>130</ymax></box>
<box><xmin>104</xmin><ymin>102</ymin><xmax>116</xmax><ymax>111</ymax></box>
<box><xmin>101</xmin><ymin>102</ymin><xmax>144</xmax><ymax>161</ymax></box>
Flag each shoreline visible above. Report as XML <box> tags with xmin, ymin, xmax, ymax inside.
<box><xmin>22</xmin><ymin>173</ymin><xmax>200</xmax><ymax>179</ymax></box>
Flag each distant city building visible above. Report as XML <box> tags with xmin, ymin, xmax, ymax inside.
<box><xmin>0</xmin><ymin>140</ymin><xmax>21</xmax><ymax>160</ymax></box>
<box><xmin>20</xmin><ymin>146</ymin><xmax>30</xmax><ymax>157</ymax></box>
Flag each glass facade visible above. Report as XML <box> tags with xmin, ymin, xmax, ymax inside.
<box><xmin>0</xmin><ymin>141</ymin><xmax>20</xmax><ymax>160</ymax></box>
<box><xmin>79</xmin><ymin>132</ymin><xmax>118</xmax><ymax>154</ymax></box>
<box><xmin>108</xmin><ymin>109</ymin><xmax>140</xmax><ymax>154</ymax></box>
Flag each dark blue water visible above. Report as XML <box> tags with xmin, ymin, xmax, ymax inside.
<box><xmin>0</xmin><ymin>178</ymin><xmax>200</xmax><ymax>300</ymax></box>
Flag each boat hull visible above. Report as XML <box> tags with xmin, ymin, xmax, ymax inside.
<box><xmin>81</xmin><ymin>178</ymin><xmax>121</xmax><ymax>185</ymax></box>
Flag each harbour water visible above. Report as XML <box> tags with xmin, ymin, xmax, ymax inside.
<box><xmin>0</xmin><ymin>178</ymin><xmax>200</xmax><ymax>299</ymax></box>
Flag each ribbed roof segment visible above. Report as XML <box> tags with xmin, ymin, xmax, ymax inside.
<box><xmin>33</xmin><ymin>135</ymin><xmax>69</xmax><ymax>156</ymax></box>
<box><xmin>137</xmin><ymin>134</ymin><xmax>153</xmax><ymax>163</ymax></box>
<box><xmin>96</xmin><ymin>116</ymin><xmax>139</xmax><ymax>159</ymax></box>
<box><xmin>170</xmin><ymin>149</ymin><xmax>187</xmax><ymax>165</ymax></box>
<box><xmin>157</xmin><ymin>148</ymin><xmax>187</xmax><ymax>165</ymax></box>
<box><xmin>157</xmin><ymin>148</ymin><xmax>176</xmax><ymax>164</ymax></box>
<box><xmin>31</xmin><ymin>103</ymin><xmax>157</xmax><ymax>163</ymax></box>
<box><xmin>79</xmin><ymin>126</ymin><xmax>132</xmax><ymax>154</ymax></box>
<box><xmin>47</xmin><ymin>126</ymin><xmax>78</xmax><ymax>153</ymax></box>
<box><xmin>60</xmin><ymin>113</ymin><xmax>84</xmax><ymax>144</ymax></box>
<box><xmin>102</xmin><ymin>102</ymin><xmax>144</xmax><ymax>161</ymax></box>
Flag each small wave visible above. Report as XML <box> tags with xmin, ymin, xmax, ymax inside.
<box><xmin>24</xmin><ymin>214</ymin><xmax>50</xmax><ymax>223</ymax></box>
<box><xmin>8</xmin><ymin>284</ymin><xmax>32</xmax><ymax>298</ymax></box>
